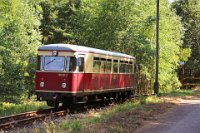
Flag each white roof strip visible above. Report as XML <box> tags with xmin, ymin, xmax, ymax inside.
<box><xmin>38</xmin><ymin>44</ymin><xmax>135</xmax><ymax>59</ymax></box>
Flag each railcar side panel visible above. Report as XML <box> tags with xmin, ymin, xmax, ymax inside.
<box><xmin>100</xmin><ymin>74</ymin><xmax>108</xmax><ymax>90</ymax></box>
<box><xmin>93</xmin><ymin>74</ymin><xmax>101</xmax><ymax>91</ymax></box>
<box><xmin>36</xmin><ymin>72</ymin><xmax>135</xmax><ymax>94</ymax></box>
<box><xmin>124</xmin><ymin>74</ymin><xmax>130</xmax><ymax>88</ymax></box>
<box><xmin>36</xmin><ymin>72</ymin><xmax>77</xmax><ymax>92</ymax></box>
<box><xmin>113</xmin><ymin>74</ymin><xmax>119</xmax><ymax>89</ymax></box>
<box><xmin>77</xmin><ymin>73</ymin><xmax>84</xmax><ymax>92</ymax></box>
<box><xmin>81</xmin><ymin>74</ymin><xmax>135</xmax><ymax>93</ymax></box>
<box><xmin>83</xmin><ymin>73</ymin><xmax>92</xmax><ymax>91</ymax></box>
<box><xmin>119</xmin><ymin>74</ymin><xmax>124</xmax><ymax>89</ymax></box>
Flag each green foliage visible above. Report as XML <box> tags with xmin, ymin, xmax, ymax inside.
<box><xmin>172</xmin><ymin>0</ymin><xmax>200</xmax><ymax>75</ymax></box>
<box><xmin>60</xmin><ymin>120</ymin><xmax>82</xmax><ymax>132</ymax></box>
<box><xmin>0</xmin><ymin>97</ymin><xmax>48</xmax><ymax>117</ymax></box>
<box><xmin>0</xmin><ymin>0</ymin><xmax>41</xmax><ymax>102</ymax></box>
<box><xmin>36</xmin><ymin>0</ymin><xmax>189</xmax><ymax>93</ymax></box>
<box><xmin>36</xmin><ymin>0</ymin><xmax>192</xmax><ymax>93</ymax></box>
<box><xmin>71</xmin><ymin>0</ymin><xmax>188</xmax><ymax>92</ymax></box>
<box><xmin>114</xmin><ymin>101</ymin><xmax>140</xmax><ymax>113</ymax></box>
<box><xmin>160</xmin><ymin>89</ymin><xmax>198</xmax><ymax>97</ymax></box>
<box><xmin>139</xmin><ymin>95</ymin><xmax>165</xmax><ymax>104</ymax></box>
<box><xmin>40</xmin><ymin>0</ymin><xmax>80</xmax><ymax>44</ymax></box>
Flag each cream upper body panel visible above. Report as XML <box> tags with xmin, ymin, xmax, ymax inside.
<box><xmin>37</xmin><ymin>44</ymin><xmax>135</xmax><ymax>74</ymax></box>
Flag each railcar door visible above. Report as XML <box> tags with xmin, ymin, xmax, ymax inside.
<box><xmin>77</xmin><ymin>54</ymin><xmax>85</xmax><ymax>92</ymax></box>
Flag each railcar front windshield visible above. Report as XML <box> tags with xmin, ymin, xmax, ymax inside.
<box><xmin>44</xmin><ymin>56</ymin><xmax>65</xmax><ymax>71</ymax></box>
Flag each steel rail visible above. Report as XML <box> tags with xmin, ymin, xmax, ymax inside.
<box><xmin>0</xmin><ymin>107</ymin><xmax>67</xmax><ymax>131</ymax></box>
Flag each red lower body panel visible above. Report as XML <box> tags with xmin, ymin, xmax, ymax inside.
<box><xmin>35</xmin><ymin>72</ymin><xmax>135</xmax><ymax>96</ymax></box>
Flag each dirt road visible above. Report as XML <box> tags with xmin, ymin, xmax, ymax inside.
<box><xmin>135</xmin><ymin>96</ymin><xmax>200</xmax><ymax>133</ymax></box>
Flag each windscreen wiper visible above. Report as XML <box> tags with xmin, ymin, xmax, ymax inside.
<box><xmin>46</xmin><ymin>59</ymin><xmax>56</xmax><ymax>65</ymax></box>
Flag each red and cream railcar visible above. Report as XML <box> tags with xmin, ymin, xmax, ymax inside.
<box><xmin>35</xmin><ymin>44</ymin><xmax>136</xmax><ymax>107</ymax></box>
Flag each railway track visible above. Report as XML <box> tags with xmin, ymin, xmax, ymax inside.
<box><xmin>0</xmin><ymin>101</ymin><xmax>110</xmax><ymax>131</ymax></box>
<box><xmin>0</xmin><ymin>107</ymin><xmax>69</xmax><ymax>131</ymax></box>
<box><xmin>0</xmin><ymin>97</ymin><xmax>136</xmax><ymax>131</ymax></box>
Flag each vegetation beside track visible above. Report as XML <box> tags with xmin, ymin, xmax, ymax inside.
<box><xmin>0</xmin><ymin>96</ymin><xmax>49</xmax><ymax>117</ymax></box>
<box><xmin>29</xmin><ymin>89</ymin><xmax>198</xmax><ymax>133</ymax></box>
<box><xmin>160</xmin><ymin>89</ymin><xmax>198</xmax><ymax>97</ymax></box>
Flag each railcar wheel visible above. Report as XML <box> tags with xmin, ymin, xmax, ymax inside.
<box><xmin>62</xmin><ymin>101</ymin><xmax>72</xmax><ymax>107</ymax></box>
<box><xmin>62</xmin><ymin>97</ymin><xmax>74</xmax><ymax>107</ymax></box>
<box><xmin>54</xmin><ymin>101</ymin><xmax>59</xmax><ymax>108</ymax></box>
<box><xmin>46</xmin><ymin>100</ymin><xmax>59</xmax><ymax>108</ymax></box>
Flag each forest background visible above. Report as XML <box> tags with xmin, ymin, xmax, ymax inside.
<box><xmin>0</xmin><ymin>0</ymin><xmax>199</xmax><ymax>103</ymax></box>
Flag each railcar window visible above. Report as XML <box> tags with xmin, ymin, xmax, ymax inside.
<box><xmin>128</xmin><ymin>61</ymin><xmax>134</xmax><ymax>73</ymax></box>
<box><xmin>37</xmin><ymin>56</ymin><xmax>43</xmax><ymax>70</ymax></box>
<box><xmin>126</xmin><ymin>64</ymin><xmax>132</xmax><ymax>73</ymax></box>
<box><xmin>119</xmin><ymin>63</ymin><xmax>126</xmax><ymax>73</ymax></box>
<box><xmin>133</xmin><ymin>63</ymin><xmax>136</xmax><ymax>73</ymax></box>
<box><xmin>44</xmin><ymin>56</ymin><xmax>65</xmax><ymax>71</ymax></box>
<box><xmin>130</xmin><ymin>62</ymin><xmax>134</xmax><ymax>73</ymax></box>
<box><xmin>131</xmin><ymin>64</ymin><xmax>133</xmax><ymax>73</ymax></box>
<box><xmin>113</xmin><ymin>60</ymin><xmax>118</xmax><ymax>73</ymax></box>
<box><xmin>100</xmin><ymin>61</ymin><xmax>106</xmax><ymax>73</ymax></box>
<box><xmin>78</xmin><ymin>57</ymin><xmax>84</xmax><ymax>72</ymax></box>
<box><xmin>93</xmin><ymin>58</ymin><xmax>101</xmax><ymax>73</ymax></box>
<box><xmin>66</xmin><ymin>56</ymin><xmax>76</xmax><ymax>72</ymax></box>
<box><xmin>106</xmin><ymin>59</ymin><xmax>112</xmax><ymax>73</ymax></box>
<box><xmin>134</xmin><ymin>63</ymin><xmax>136</xmax><ymax>73</ymax></box>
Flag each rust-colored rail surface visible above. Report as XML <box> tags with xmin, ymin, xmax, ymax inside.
<box><xmin>0</xmin><ymin>107</ymin><xmax>68</xmax><ymax>131</ymax></box>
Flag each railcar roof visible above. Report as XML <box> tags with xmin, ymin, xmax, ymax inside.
<box><xmin>38</xmin><ymin>44</ymin><xmax>135</xmax><ymax>59</ymax></box>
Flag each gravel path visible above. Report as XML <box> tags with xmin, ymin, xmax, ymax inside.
<box><xmin>134</xmin><ymin>96</ymin><xmax>200</xmax><ymax>133</ymax></box>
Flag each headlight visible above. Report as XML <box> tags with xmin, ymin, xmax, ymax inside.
<box><xmin>62</xmin><ymin>83</ymin><xmax>67</xmax><ymax>88</ymax></box>
<box><xmin>40</xmin><ymin>82</ymin><xmax>44</xmax><ymax>87</ymax></box>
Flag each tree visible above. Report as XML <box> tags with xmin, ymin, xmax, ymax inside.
<box><xmin>72</xmin><ymin>0</ymin><xmax>188</xmax><ymax>92</ymax></box>
<box><xmin>40</xmin><ymin>0</ymin><xmax>80</xmax><ymax>44</ymax></box>
<box><xmin>172</xmin><ymin>0</ymin><xmax>200</xmax><ymax>76</ymax></box>
<box><xmin>0</xmin><ymin>0</ymin><xmax>41</xmax><ymax>102</ymax></box>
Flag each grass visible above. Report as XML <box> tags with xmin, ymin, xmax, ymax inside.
<box><xmin>35</xmin><ymin>96</ymin><xmax>164</xmax><ymax>133</ymax></box>
<box><xmin>54</xmin><ymin>101</ymin><xmax>143</xmax><ymax>132</ymax></box>
<box><xmin>160</xmin><ymin>89</ymin><xmax>198</xmax><ymax>97</ymax></box>
<box><xmin>60</xmin><ymin>120</ymin><xmax>83</xmax><ymax>132</ymax></box>
<box><xmin>0</xmin><ymin>99</ymin><xmax>49</xmax><ymax>117</ymax></box>
<box><xmin>139</xmin><ymin>95</ymin><xmax>165</xmax><ymax>104</ymax></box>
